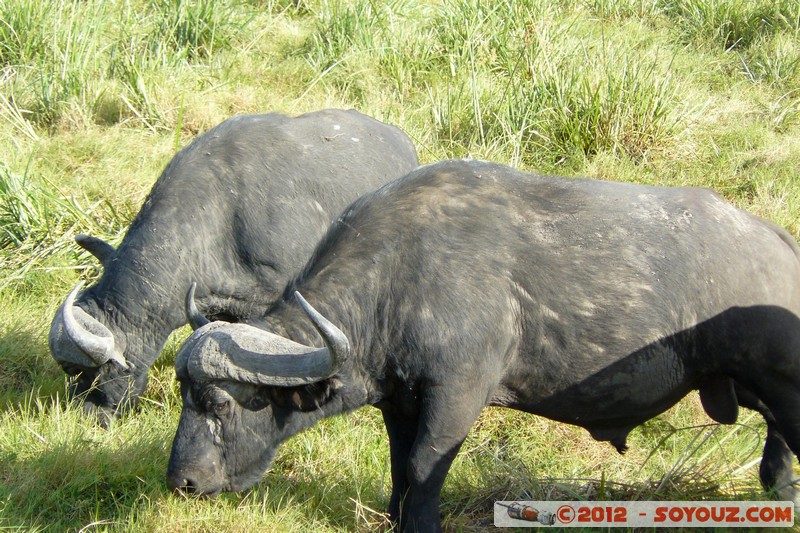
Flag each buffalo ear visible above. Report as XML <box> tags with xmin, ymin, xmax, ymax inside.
<box><xmin>75</xmin><ymin>234</ymin><xmax>115</xmax><ymax>267</ymax></box>
<box><xmin>269</xmin><ymin>379</ymin><xmax>342</xmax><ymax>412</ymax></box>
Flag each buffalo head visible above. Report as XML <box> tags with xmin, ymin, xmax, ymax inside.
<box><xmin>48</xmin><ymin>235</ymin><xmax>149</xmax><ymax>425</ymax></box>
<box><xmin>166</xmin><ymin>290</ymin><xmax>349</xmax><ymax>494</ymax></box>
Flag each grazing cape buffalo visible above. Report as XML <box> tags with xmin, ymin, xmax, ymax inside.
<box><xmin>48</xmin><ymin>109</ymin><xmax>419</xmax><ymax>424</ymax></box>
<box><xmin>167</xmin><ymin>159</ymin><xmax>800</xmax><ymax>532</ymax></box>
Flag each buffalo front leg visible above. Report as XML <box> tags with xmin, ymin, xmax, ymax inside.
<box><xmin>401</xmin><ymin>386</ymin><xmax>487</xmax><ymax>533</ymax></box>
<box><xmin>382</xmin><ymin>408</ymin><xmax>419</xmax><ymax>530</ymax></box>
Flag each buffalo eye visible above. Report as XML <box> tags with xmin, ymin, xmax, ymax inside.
<box><xmin>212</xmin><ymin>398</ymin><xmax>231</xmax><ymax>417</ymax></box>
<box><xmin>197</xmin><ymin>387</ymin><xmax>232</xmax><ymax>418</ymax></box>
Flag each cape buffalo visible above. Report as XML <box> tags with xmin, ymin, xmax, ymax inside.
<box><xmin>167</xmin><ymin>159</ymin><xmax>800</xmax><ymax>532</ymax></box>
<box><xmin>48</xmin><ymin>109</ymin><xmax>419</xmax><ymax>424</ymax></box>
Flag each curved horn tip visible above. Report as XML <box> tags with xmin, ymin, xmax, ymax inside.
<box><xmin>293</xmin><ymin>291</ymin><xmax>308</xmax><ymax>307</ymax></box>
<box><xmin>62</xmin><ymin>279</ymin><xmax>121</xmax><ymax>367</ymax></box>
<box><xmin>66</xmin><ymin>280</ymin><xmax>86</xmax><ymax>305</ymax></box>
<box><xmin>186</xmin><ymin>282</ymin><xmax>211</xmax><ymax>330</ymax></box>
<box><xmin>293</xmin><ymin>292</ymin><xmax>350</xmax><ymax>363</ymax></box>
<box><xmin>293</xmin><ymin>292</ymin><xmax>324</xmax><ymax>323</ymax></box>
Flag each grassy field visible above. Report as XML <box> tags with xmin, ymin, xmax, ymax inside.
<box><xmin>1</xmin><ymin>0</ymin><xmax>799</xmax><ymax>531</ymax></box>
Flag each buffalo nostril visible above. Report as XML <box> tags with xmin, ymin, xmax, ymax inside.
<box><xmin>167</xmin><ymin>474</ymin><xmax>196</xmax><ymax>493</ymax></box>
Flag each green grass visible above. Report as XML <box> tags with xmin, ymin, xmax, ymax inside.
<box><xmin>1</xmin><ymin>0</ymin><xmax>799</xmax><ymax>531</ymax></box>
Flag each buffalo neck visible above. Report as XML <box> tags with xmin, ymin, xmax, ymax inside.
<box><xmin>89</xmin><ymin>246</ymin><xmax>186</xmax><ymax>367</ymax></box>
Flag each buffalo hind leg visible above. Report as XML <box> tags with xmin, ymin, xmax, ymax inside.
<box><xmin>735</xmin><ymin>383</ymin><xmax>800</xmax><ymax>507</ymax></box>
<box><xmin>401</xmin><ymin>386</ymin><xmax>487</xmax><ymax>533</ymax></box>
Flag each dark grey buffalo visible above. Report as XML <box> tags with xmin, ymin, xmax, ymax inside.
<box><xmin>48</xmin><ymin>109</ymin><xmax>419</xmax><ymax>423</ymax></box>
<box><xmin>167</xmin><ymin>159</ymin><xmax>800</xmax><ymax>532</ymax></box>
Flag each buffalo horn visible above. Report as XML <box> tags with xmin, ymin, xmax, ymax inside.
<box><xmin>185</xmin><ymin>282</ymin><xmax>210</xmax><ymax>330</ymax></box>
<box><xmin>181</xmin><ymin>295</ymin><xmax>349</xmax><ymax>387</ymax></box>
<box><xmin>185</xmin><ymin>323</ymin><xmax>342</xmax><ymax>387</ymax></box>
<box><xmin>62</xmin><ymin>281</ymin><xmax>129</xmax><ymax>369</ymax></box>
<box><xmin>294</xmin><ymin>292</ymin><xmax>349</xmax><ymax>371</ymax></box>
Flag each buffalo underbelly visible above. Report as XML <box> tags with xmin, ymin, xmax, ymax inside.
<box><xmin>503</xmin><ymin>342</ymin><xmax>695</xmax><ymax>430</ymax></box>
<box><xmin>523</xmin><ymin>381</ymin><xmax>693</xmax><ymax>432</ymax></box>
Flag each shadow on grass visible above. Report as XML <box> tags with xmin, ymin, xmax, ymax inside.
<box><xmin>0</xmin><ymin>323</ymin><xmax>65</xmax><ymax>410</ymax></box>
<box><xmin>0</xmin><ymin>421</ymin><xmax>171</xmax><ymax>530</ymax></box>
<box><xmin>0</xmin><ymin>404</ymin><xmax>787</xmax><ymax>533</ymax></box>
<box><xmin>0</xmin><ymin>421</ymin><xmax>389</xmax><ymax>531</ymax></box>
